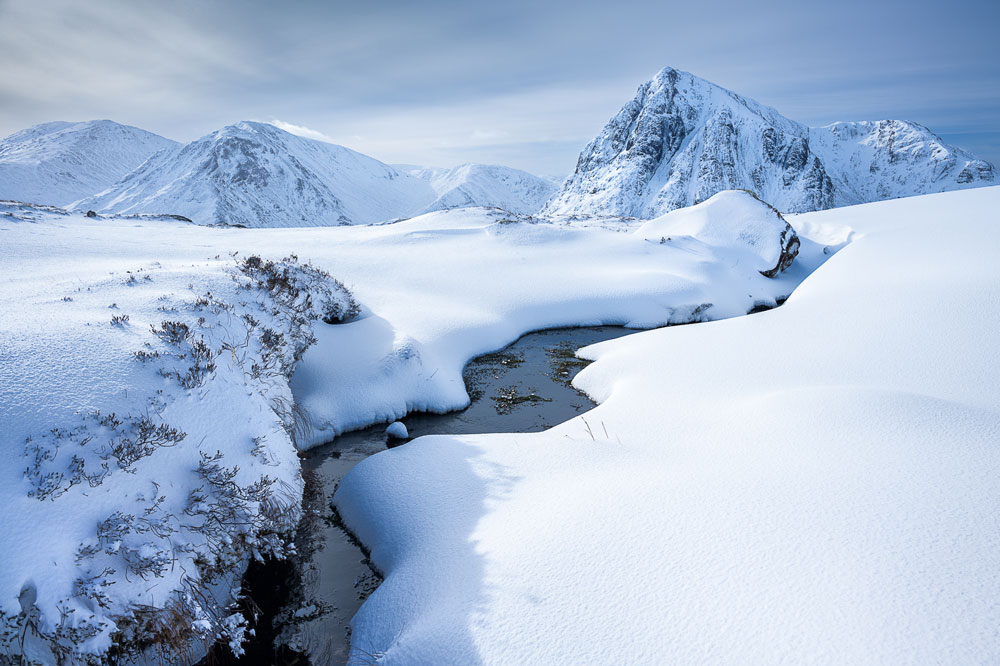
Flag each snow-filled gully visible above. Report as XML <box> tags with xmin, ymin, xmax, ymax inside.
<box><xmin>208</xmin><ymin>326</ymin><xmax>637</xmax><ymax>664</ymax></box>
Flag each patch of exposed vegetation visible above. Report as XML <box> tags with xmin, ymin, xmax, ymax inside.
<box><xmin>463</xmin><ymin>349</ymin><xmax>524</xmax><ymax>401</ymax></box>
<box><xmin>491</xmin><ymin>385</ymin><xmax>552</xmax><ymax>415</ymax></box>
<box><xmin>545</xmin><ymin>340</ymin><xmax>589</xmax><ymax>386</ymax></box>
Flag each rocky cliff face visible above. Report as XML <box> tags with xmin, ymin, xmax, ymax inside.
<box><xmin>544</xmin><ymin>67</ymin><xmax>995</xmax><ymax>217</ymax></box>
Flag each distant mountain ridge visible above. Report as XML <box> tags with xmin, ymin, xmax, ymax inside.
<box><xmin>402</xmin><ymin>163</ymin><xmax>558</xmax><ymax>215</ymax></box>
<box><xmin>543</xmin><ymin>67</ymin><xmax>996</xmax><ymax>217</ymax></box>
<box><xmin>76</xmin><ymin>121</ymin><xmax>434</xmax><ymax>227</ymax></box>
<box><xmin>57</xmin><ymin>121</ymin><xmax>557</xmax><ymax>226</ymax></box>
<box><xmin>0</xmin><ymin>120</ymin><xmax>177</xmax><ymax>206</ymax></box>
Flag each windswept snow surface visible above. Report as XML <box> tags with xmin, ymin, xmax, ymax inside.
<box><xmin>0</xmin><ymin>120</ymin><xmax>177</xmax><ymax>206</ymax></box>
<box><xmin>335</xmin><ymin>186</ymin><xmax>1000</xmax><ymax>664</ymax></box>
<box><xmin>0</xmin><ymin>194</ymin><xmax>828</xmax><ymax>661</ymax></box>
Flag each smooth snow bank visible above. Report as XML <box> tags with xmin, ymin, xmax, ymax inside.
<box><xmin>335</xmin><ymin>186</ymin><xmax>1000</xmax><ymax>664</ymax></box>
<box><xmin>637</xmin><ymin>190</ymin><xmax>799</xmax><ymax>276</ymax></box>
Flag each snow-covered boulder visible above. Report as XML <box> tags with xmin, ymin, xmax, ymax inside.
<box><xmin>636</xmin><ymin>190</ymin><xmax>800</xmax><ymax>277</ymax></box>
<box><xmin>386</xmin><ymin>421</ymin><xmax>409</xmax><ymax>439</ymax></box>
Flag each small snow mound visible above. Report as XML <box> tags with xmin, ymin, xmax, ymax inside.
<box><xmin>636</xmin><ymin>190</ymin><xmax>800</xmax><ymax>277</ymax></box>
<box><xmin>386</xmin><ymin>421</ymin><xmax>409</xmax><ymax>439</ymax></box>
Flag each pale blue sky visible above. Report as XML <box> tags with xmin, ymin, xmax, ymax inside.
<box><xmin>1</xmin><ymin>0</ymin><xmax>997</xmax><ymax>176</ymax></box>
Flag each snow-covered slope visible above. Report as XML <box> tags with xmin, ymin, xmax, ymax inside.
<box><xmin>0</xmin><ymin>120</ymin><xmax>177</xmax><ymax>206</ymax></box>
<box><xmin>75</xmin><ymin>121</ymin><xmax>437</xmax><ymax>227</ymax></box>
<box><xmin>1</xmin><ymin>197</ymin><xmax>827</xmax><ymax>662</ymax></box>
<box><xmin>404</xmin><ymin>163</ymin><xmax>558</xmax><ymax>215</ymax></box>
<box><xmin>544</xmin><ymin>67</ymin><xmax>995</xmax><ymax>217</ymax></box>
<box><xmin>810</xmin><ymin>119</ymin><xmax>996</xmax><ymax>204</ymax></box>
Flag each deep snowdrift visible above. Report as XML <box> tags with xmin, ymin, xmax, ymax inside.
<box><xmin>0</xmin><ymin>195</ymin><xmax>832</xmax><ymax>662</ymax></box>
<box><xmin>335</xmin><ymin>186</ymin><xmax>1000</xmax><ymax>664</ymax></box>
<box><xmin>0</xmin><ymin>120</ymin><xmax>177</xmax><ymax>206</ymax></box>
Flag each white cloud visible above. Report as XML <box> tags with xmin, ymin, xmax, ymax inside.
<box><xmin>265</xmin><ymin>119</ymin><xmax>335</xmax><ymax>143</ymax></box>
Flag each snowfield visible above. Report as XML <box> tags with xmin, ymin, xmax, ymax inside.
<box><xmin>335</xmin><ymin>186</ymin><xmax>1000</xmax><ymax>664</ymax></box>
<box><xmin>1</xmin><ymin>186</ymin><xmax>997</xmax><ymax>663</ymax></box>
<box><xmin>0</xmin><ymin>191</ymin><xmax>828</xmax><ymax>662</ymax></box>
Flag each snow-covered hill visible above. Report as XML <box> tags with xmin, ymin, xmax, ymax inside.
<box><xmin>544</xmin><ymin>67</ymin><xmax>996</xmax><ymax>217</ymax></box>
<box><xmin>72</xmin><ymin>122</ymin><xmax>555</xmax><ymax>226</ymax></box>
<box><xmin>403</xmin><ymin>163</ymin><xmax>558</xmax><ymax>215</ymax></box>
<box><xmin>75</xmin><ymin>121</ymin><xmax>438</xmax><ymax>227</ymax></box>
<box><xmin>809</xmin><ymin>119</ymin><xmax>996</xmax><ymax>204</ymax></box>
<box><xmin>0</xmin><ymin>120</ymin><xmax>177</xmax><ymax>206</ymax></box>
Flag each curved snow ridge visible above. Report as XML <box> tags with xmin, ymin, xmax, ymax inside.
<box><xmin>334</xmin><ymin>186</ymin><xmax>1000</xmax><ymax>665</ymax></box>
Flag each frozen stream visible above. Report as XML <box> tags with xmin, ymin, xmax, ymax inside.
<box><xmin>206</xmin><ymin>326</ymin><xmax>635</xmax><ymax>664</ymax></box>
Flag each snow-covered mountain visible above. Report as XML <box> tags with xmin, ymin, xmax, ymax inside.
<box><xmin>76</xmin><ymin>121</ymin><xmax>437</xmax><ymax>227</ymax></box>
<box><xmin>402</xmin><ymin>163</ymin><xmax>558</xmax><ymax>215</ymax></box>
<box><xmin>75</xmin><ymin>122</ymin><xmax>555</xmax><ymax>226</ymax></box>
<box><xmin>809</xmin><ymin>120</ymin><xmax>996</xmax><ymax>204</ymax></box>
<box><xmin>0</xmin><ymin>120</ymin><xmax>177</xmax><ymax>206</ymax></box>
<box><xmin>544</xmin><ymin>67</ymin><xmax>996</xmax><ymax>217</ymax></box>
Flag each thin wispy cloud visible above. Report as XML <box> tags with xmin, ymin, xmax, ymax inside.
<box><xmin>266</xmin><ymin>119</ymin><xmax>335</xmax><ymax>143</ymax></box>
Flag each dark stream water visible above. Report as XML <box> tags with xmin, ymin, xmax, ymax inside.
<box><xmin>206</xmin><ymin>326</ymin><xmax>634</xmax><ymax>665</ymax></box>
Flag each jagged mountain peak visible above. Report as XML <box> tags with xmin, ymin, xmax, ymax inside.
<box><xmin>544</xmin><ymin>67</ymin><xmax>995</xmax><ymax>218</ymax></box>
